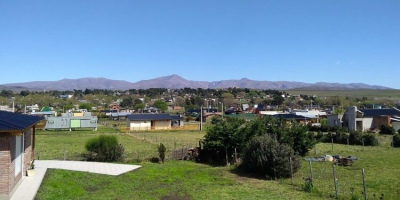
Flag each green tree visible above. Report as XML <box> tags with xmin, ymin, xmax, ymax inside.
<box><xmin>133</xmin><ymin>98</ymin><xmax>143</xmax><ymax>105</ymax></box>
<box><xmin>202</xmin><ymin>117</ymin><xmax>246</xmax><ymax>164</ymax></box>
<box><xmin>120</xmin><ymin>98</ymin><xmax>133</xmax><ymax>108</ymax></box>
<box><xmin>20</xmin><ymin>90</ymin><xmax>30</xmax><ymax>97</ymax></box>
<box><xmin>153</xmin><ymin>100</ymin><xmax>168</xmax><ymax>112</ymax></box>
<box><xmin>79</xmin><ymin>103</ymin><xmax>93</xmax><ymax>111</ymax></box>
<box><xmin>134</xmin><ymin>103</ymin><xmax>145</xmax><ymax>112</ymax></box>
<box><xmin>158</xmin><ymin>143</ymin><xmax>167</xmax><ymax>163</ymax></box>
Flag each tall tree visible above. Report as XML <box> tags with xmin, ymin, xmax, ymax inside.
<box><xmin>153</xmin><ymin>100</ymin><xmax>168</xmax><ymax>112</ymax></box>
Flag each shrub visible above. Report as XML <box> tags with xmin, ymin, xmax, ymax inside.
<box><xmin>380</xmin><ymin>124</ymin><xmax>395</xmax><ymax>135</ymax></box>
<box><xmin>314</xmin><ymin>131</ymin><xmax>327</xmax><ymax>143</ymax></box>
<box><xmin>240</xmin><ymin>134</ymin><xmax>301</xmax><ymax>179</ymax></box>
<box><xmin>349</xmin><ymin>131</ymin><xmax>363</xmax><ymax>145</ymax></box>
<box><xmin>393</xmin><ymin>134</ymin><xmax>400</xmax><ymax>147</ymax></box>
<box><xmin>148</xmin><ymin>157</ymin><xmax>161</xmax><ymax>163</ymax></box>
<box><xmin>158</xmin><ymin>143</ymin><xmax>167</xmax><ymax>163</ymax></box>
<box><xmin>334</xmin><ymin>129</ymin><xmax>349</xmax><ymax>144</ymax></box>
<box><xmin>362</xmin><ymin>133</ymin><xmax>379</xmax><ymax>146</ymax></box>
<box><xmin>84</xmin><ymin>135</ymin><xmax>125</xmax><ymax>162</ymax></box>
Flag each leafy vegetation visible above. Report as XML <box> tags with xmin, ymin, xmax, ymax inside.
<box><xmin>83</xmin><ymin>135</ymin><xmax>125</xmax><ymax>162</ymax></box>
<box><xmin>202</xmin><ymin>116</ymin><xmax>315</xmax><ymax>165</ymax></box>
<box><xmin>380</xmin><ymin>124</ymin><xmax>396</xmax><ymax>135</ymax></box>
<box><xmin>393</xmin><ymin>134</ymin><xmax>400</xmax><ymax>147</ymax></box>
<box><xmin>34</xmin><ymin>126</ymin><xmax>400</xmax><ymax>199</ymax></box>
<box><xmin>240</xmin><ymin>134</ymin><xmax>301</xmax><ymax>179</ymax></box>
<box><xmin>158</xmin><ymin>143</ymin><xmax>166</xmax><ymax>163</ymax></box>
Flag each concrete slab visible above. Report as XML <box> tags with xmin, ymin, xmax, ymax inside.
<box><xmin>10</xmin><ymin>160</ymin><xmax>141</xmax><ymax>200</ymax></box>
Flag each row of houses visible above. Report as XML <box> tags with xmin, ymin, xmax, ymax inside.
<box><xmin>327</xmin><ymin>106</ymin><xmax>400</xmax><ymax>132</ymax></box>
<box><xmin>258</xmin><ymin>106</ymin><xmax>400</xmax><ymax>132</ymax></box>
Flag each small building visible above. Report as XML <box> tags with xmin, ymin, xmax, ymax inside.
<box><xmin>126</xmin><ymin>114</ymin><xmax>183</xmax><ymax>131</ymax></box>
<box><xmin>44</xmin><ymin>112</ymin><xmax>98</xmax><ymax>131</ymax></box>
<box><xmin>0</xmin><ymin>111</ymin><xmax>43</xmax><ymax>199</ymax></box>
<box><xmin>327</xmin><ymin>106</ymin><xmax>400</xmax><ymax>132</ymax></box>
<box><xmin>270</xmin><ymin>113</ymin><xmax>313</xmax><ymax>124</ymax></box>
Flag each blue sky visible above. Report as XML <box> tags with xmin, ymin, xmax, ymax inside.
<box><xmin>1</xmin><ymin>1</ymin><xmax>399</xmax><ymax>88</ymax></box>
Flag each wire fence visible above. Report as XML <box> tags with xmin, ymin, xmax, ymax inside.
<box><xmin>278</xmin><ymin>157</ymin><xmax>400</xmax><ymax>200</ymax></box>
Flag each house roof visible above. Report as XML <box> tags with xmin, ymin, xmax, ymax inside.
<box><xmin>127</xmin><ymin>114</ymin><xmax>173</xmax><ymax>121</ymax></box>
<box><xmin>171</xmin><ymin>115</ymin><xmax>182</xmax><ymax>120</ymax></box>
<box><xmin>0</xmin><ymin>111</ymin><xmax>44</xmax><ymax>132</ymax></box>
<box><xmin>271</xmin><ymin>114</ymin><xmax>312</xmax><ymax>120</ymax></box>
<box><xmin>359</xmin><ymin>109</ymin><xmax>400</xmax><ymax>118</ymax></box>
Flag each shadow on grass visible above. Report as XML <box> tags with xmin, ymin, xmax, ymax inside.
<box><xmin>228</xmin><ymin>166</ymin><xmax>269</xmax><ymax>181</ymax></box>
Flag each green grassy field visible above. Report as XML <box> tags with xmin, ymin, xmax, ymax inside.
<box><xmin>286</xmin><ymin>139</ymin><xmax>400</xmax><ymax>199</ymax></box>
<box><xmin>34</xmin><ymin>127</ymin><xmax>400</xmax><ymax>199</ymax></box>
<box><xmin>286</xmin><ymin>89</ymin><xmax>400</xmax><ymax>98</ymax></box>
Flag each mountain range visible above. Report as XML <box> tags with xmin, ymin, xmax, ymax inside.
<box><xmin>0</xmin><ymin>74</ymin><xmax>392</xmax><ymax>91</ymax></box>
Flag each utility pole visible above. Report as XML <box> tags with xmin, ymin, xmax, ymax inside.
<box><xmin>200</xmin><ymin>105</ymin><xmax>203</xmax><ymax>131</ymax></box>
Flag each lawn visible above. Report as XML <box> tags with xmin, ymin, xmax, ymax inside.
<box><xmin>34</xmin><ymin>127</ymin><xmax>400</xmax><ymax>199</ymax></box>
<box><xmin>35</xmin><ymin>161</ymin><xmax>322</xmax><ymax>200</ymax></box>
<box><xmin>284</xmin><ymin>137</ymin><xmax>400</xmax><ymax>199</ymax></box>
<box><xmin>35</xmin><ymin>125</ymin><xmax>205</xmax><ymax>162</ymax></box>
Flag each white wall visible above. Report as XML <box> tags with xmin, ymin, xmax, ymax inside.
<box><xmin>327</xmin><ymin>114</ymin><xmax>343</xmax><ymax>128</ymax></box>
<box><xmin>129</xmin><ymin>121</ymin><xmax>151</xmax><ymax>130</ymax></box>
<box><xmin>393</xmin><ymin>122</ymin><xmax>400</xmax><ymax>132</ymax></box>
<box><xmin>361</xmin><ymin>118</ymin><xmax>374</xmax><ymax>131</ymax></box>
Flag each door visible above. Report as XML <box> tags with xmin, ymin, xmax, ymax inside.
<box><xmin>15</xmin><ymin>135</ymin><xmax>22</xmax><ymax>176</ymax></box>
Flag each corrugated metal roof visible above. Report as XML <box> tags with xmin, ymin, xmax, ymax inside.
<box><xmin>127</xmin><ymin>113</ymin><xmax>173</xmax><ymax>121</ymax></box>
<box><xmin>0</xmin><ymin>111</ymin><xmax>44</xmax><ymax>132</ymax></box>
<box><xmin>271</xmin><ymin>114</ymin><xmax>311</xmax><ymax>120</ymax></box>
<box><xmin>171</xmin><ymin>115</ymin><xmax>182</xmax><ymax>120</ymax></box>
<box><xmin>359</xmin><ymin>109</ymin><xmax>400</xmax><ymax>118</ymax></box>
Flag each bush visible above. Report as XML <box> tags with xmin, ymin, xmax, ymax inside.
<box><xmin>362</xmin><ymin>133</ymin><xmax>379</xmax><ymax>146</ymax></box>
<box><xmin>334</xmin><ymin>129</ymin><xmax>349</xmax><ymax>144</ymax></box>
<box><xmin>240</xmin><ymin>134</ymin><xmax>301</xmax><ymax>179</ymax></box>
<box><xmin>148</xmin><ymin>157</ymin><xmax>161</xmax><ymax>163</ymax></box>
<box><xmin>158</xmin><ymin>143</ymin><xmax>167</xmax><ymax>163</ymax></box>
<box><xmin>393</xmin><ymin>134</ymin><xmax>400</xmax><ymax>147</ymax></box>
<box><xmin>84</xmin><ymin>135</ymin><xmax>125</xmax><ymax>162</ymax></box>
<box><xmin>380</xmin><ymin>124</ymin><xmax>395</xmax><ymax>135</ymax></box>
<box><xmin>349</xmin><ymin>131</ymin><xmax>363</xmax><ymax>145</ymax></box>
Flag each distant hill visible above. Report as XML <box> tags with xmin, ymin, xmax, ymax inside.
<box><xmin>0</xmin><ymin>74</ymin><xmax>392</xmax><ymax>91</ymax></box>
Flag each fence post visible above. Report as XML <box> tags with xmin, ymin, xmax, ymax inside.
<box><xmin>174</xmin><ymin>138</ymin><xmax>176</xmax><ymax>150</ymax></box>
<box><xmin>314</xmin><ymin>145</ymin><xmax>317</xmax><ymax>155</ymax></box>
<box><xmin>308</xmin><ymin>161</ymin><xmax>313</xmax><ymax>184</ymax></box>
<box><xmin>362</xmin><ymin>168</ymin><xmax>367</xmax><ymax>200</ymax></box>
<box><xmin>181</xmin><ymin>147</ymin><xmax>184</xmax><ymax>161</ymax></box>
<box><xmin>331</xmin><ymin>138</ymin><xmax>334</xmax><ymax>152</ymax></box>
<box><xmin>225</xmin><ymin>147</ymin><xmax>229</xmax><ymax>166</ymax></box>
<box><xmin>234</xmin><ymin>148</ymin><xmax>237</xmax><ymax>164</ymax></box>
<box><xmin>362</xmin><ymin>138</ymin><xmax>365</xmax><ymax>151</ymax></box>
<box><xmin>63</xmin><ymin>145</ymin><xmax>66</xmax><ymax>160</ymax></box>
<box><xmin>332</xmin><ymin>164</ymin><xmax>339</xmax><ymax>199</ymax></box>
<box><xmin>347</xmin><ymin>138</ymin><xmax>349</xmax><ymax>146</ymax></box>
<box><xmin>392</xmin><ymin>135</ymin><xmax>395</xmax><ymax>148</ymax></box>
<box><xmin>289</xmin><ymin>157</ymin><xmax>294</xmax><ymax>185</ymax></box>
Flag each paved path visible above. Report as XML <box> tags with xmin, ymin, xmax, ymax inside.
<box><xmin>10</xmin><ymin>160</ymin><xmax>141</xmax><ymax>200</ymax></box>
